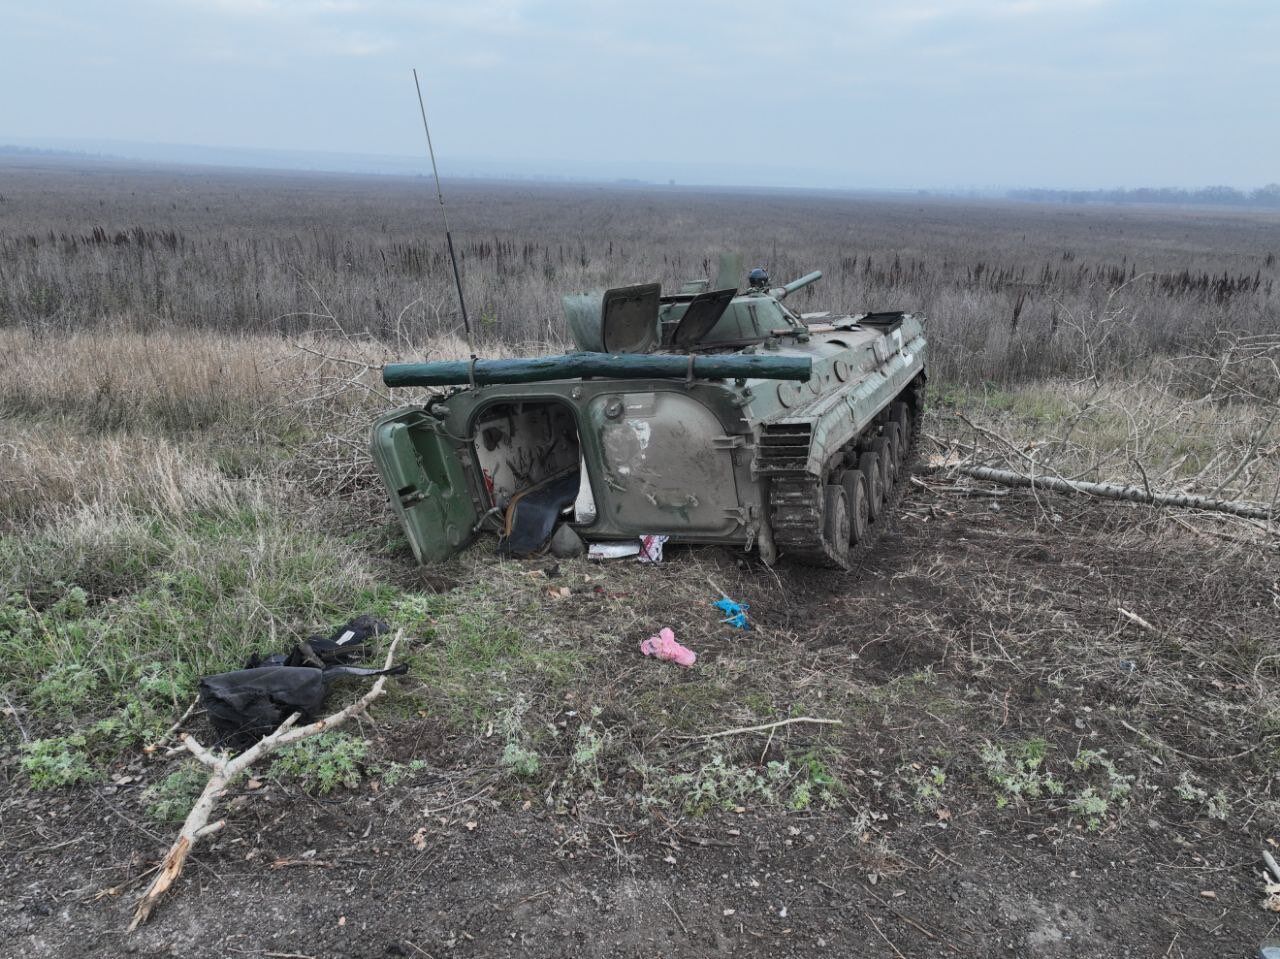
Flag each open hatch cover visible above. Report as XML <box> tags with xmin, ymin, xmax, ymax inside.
<box><xmin>601</xmin><ymin>283</ymin><xmax>662</xmax><ymax>353</ymax></box>
<box><xmin>670</xmin><ymin>287</ymin><xmax>736</xmax><ymax>350</ymax></box>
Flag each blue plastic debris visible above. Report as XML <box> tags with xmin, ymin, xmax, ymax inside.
<box><xmin>713</xmin><ymin>595</ymin><xmax>750</xmax><ymax>630</ymax></box>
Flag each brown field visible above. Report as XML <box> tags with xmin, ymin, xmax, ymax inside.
<box><xmin>3</xmin><ymin>156</ymin><xmax>1278</xmax><ymax>385</ymax></box>
<box><xmin>1</xmin><ymin>158</ymin><xmax>1278</xmax><ymax>958</ymax></box>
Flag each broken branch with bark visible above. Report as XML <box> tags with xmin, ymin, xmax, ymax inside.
<box><xmin>129</xmin><ymin>631</ymin><xmax>405</xmax><ymax>932</ymax></box>
<box><xmin>677</xmin><ymin>716</ymin><xmax>844</xmax><ymax>741</ymax></box>
<box><xmin>941</xmin><ymin>464</ymin><xmax>1275</xmax><ymax>523</ymax></box>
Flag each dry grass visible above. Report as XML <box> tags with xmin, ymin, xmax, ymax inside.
<box><xmin>0</xmin><ymin>425</ymin><xmax>254</xmax><ymax>527</ymax></box>
<box><xmin>3</xmin><ymin>160</ymin><xmax>1277</xmax><ymax>387</ymax></box>
<box><xmin>0</xmin><ymin>328</ymin><xmax>284</xmax><ymax>435</ymax></box>
<box><xmin>0</xmin><ymin>325</ymin><xmax>530</xmax><ymax>528</ymax></box>
<box><xmin>932</xmin><ymin>362</ymin><xmax>1280</xmax><ymax>508</ymax></box>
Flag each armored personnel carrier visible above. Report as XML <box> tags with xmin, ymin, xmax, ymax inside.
<box><xmin>371</xmin><ymin>263</ymin><xmax>926</xmax><ymax>569</ymax></box>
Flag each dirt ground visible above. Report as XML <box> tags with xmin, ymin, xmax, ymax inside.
<box><xmin>3</xmin><ymin>484</ymin><xmax>1278</xmax><ymax>959</ymax></box>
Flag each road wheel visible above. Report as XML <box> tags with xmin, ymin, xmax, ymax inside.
<box><xmin>858</xmin><ymin>450</ymin><xmax>883</xmax><ymax>522</ymax></box>
<box><xmin>841</xmin><ymin>469</ymin><xmax>870</xmax><ymax>545</ymax></box>
<box><xmin>872</xmin><ymin>435</ymin><xmax>893</xmax><ymax>489</ymax></box>
<box><xmin>822</xmin><ymin>484</ymin><xmax>850</xmax><ymax>565</ymax></box>
<box><xmin>891</xmin><ymin>401</ymin><xmax>912</xmax><ymax>450</ymax></box>
<box><xmin>883</xmin><ymin>423</ymin><xmax>901</xmax><ymax>483</ymax></box>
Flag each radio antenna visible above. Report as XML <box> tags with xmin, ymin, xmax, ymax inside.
<box><xmin>412</xmin><ymin>68</ymin><xmax>476</xmax><ymax>365</ymax></box>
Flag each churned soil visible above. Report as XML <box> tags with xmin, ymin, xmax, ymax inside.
<box><xmin>3</xmin><ymin>484</ymin><xmax>1278</xmax><ymax>958</ymax></box>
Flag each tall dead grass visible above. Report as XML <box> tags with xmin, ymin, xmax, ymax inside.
<box><xmin>0</xmin><ymin>326</ymin><xmax>522</xmax><ymax>528</ymax></box>
<box><xmin>0</xmin><ymin>328</ymin><xmax>283</xmax><ymax>434</ymax></box>
<box><xmin>0</xmin><ymin>424</ymin><xmax>259</xmax><ymax>527</ymax></box>
<box><xmin>2</xmin><ymin>164</ymin><xmax>1276</xmax><ymax>386</ymax></box>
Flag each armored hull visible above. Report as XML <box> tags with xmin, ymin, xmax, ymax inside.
<box><xmin>372</xmin><ymin>271</ymin><xmax>927</xmax><ymax>569</ymax></box>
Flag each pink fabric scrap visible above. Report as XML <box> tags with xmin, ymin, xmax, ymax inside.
<box><xmin>639</xmin><ymin>627</ymin><xmax>696</xmax><ymax>668</ymax></box>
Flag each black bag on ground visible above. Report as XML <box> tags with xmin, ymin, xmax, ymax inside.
<box><xmin>245</xmin><ymin>614</ymin><xmax>391</xmax><ymax>670</ymax></box>
<box><xmin>201</xmin><ymin>616</ymin><xmax>403</xmax><ymax>750</ymax></box>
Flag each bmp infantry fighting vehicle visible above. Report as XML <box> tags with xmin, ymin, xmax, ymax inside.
<box><xmin>371</xmin><ymin>260</ymin><xmax>927</xmax><ymax>569</ymax></box>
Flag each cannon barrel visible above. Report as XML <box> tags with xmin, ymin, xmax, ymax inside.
<box><xmin>383</xmin><ymin>352</ymin><xmax>812</xmax><ymax>388</ymax></box>
<box><xmin>776</xmin><ymin>270</ymin><xmax>823</xmax><ymax>300</ymax></box>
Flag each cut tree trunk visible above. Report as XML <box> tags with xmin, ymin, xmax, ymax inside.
<box><xmin>950</xmin><ymin>464</ymin><xmax>1275</xmax><ymax>522</ymax></box>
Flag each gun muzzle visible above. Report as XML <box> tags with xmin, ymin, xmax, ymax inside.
<box><xmin>777</xmin><ymin>270</ymin><xmax>823</xmax><ymax>299</ymax></box>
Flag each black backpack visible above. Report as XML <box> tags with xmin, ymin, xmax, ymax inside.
<box><xmin>245</xmin><ymin>613</ymin><xmax>390</xmax><ymax>670</ymax></box>
<box><xmin>199</xmin><ymin>617</ymin><xmax>407</xmax><ymax>750</ymax></box>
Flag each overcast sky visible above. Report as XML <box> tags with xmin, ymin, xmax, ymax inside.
<box><xmin>2</xmin><ymin>0</ymin><xmax>1276</xmax><ymax>189</ymax></box>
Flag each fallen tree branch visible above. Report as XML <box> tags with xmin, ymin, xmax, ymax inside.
<box><xmin>677</xmin><ymin>716</ymin><xmax>844</xmax><ymax>741</ymax></box>
<box><xmin>1170</xmin><ymin>514</ymin><xmax>1269</xmax><ymax>548</ymax></box>
<box><xmin>1117</xmin><ymin>607</ymin><xmax>1155</xmax><ymax>632</ymax></box>
<box><xmin>129</xmin><ymin>631</ymin><xmax>404</xmax><ymax>931</ymax></box>
<box><xmin>1264</xmin><ymin>850</ymin><xmax>1280</xmax><ymax>885</ymax></box>
<box><xmin>1117</xmin><ymin>718</ymin><xmax>1276</xmax><ymax>763</ymax></box>
<box><xmin>940</xmin><ymin>464</ymin><xmax>1275</xmax><ymax>522</ymax></box>
<box><xmin>143</xmin><ymin>696</ymin><xmax>200</xmax><ymax>756</ymax></box>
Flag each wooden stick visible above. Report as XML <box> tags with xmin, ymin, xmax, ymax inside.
<box><xmin>867</xmin><ymin>915</ymin><xmax>909</xmax><ymax>959</ymax></box>
<box><xmin>143</xmin><ymin>696</ymin><xmax>200</xmax><ymax>756</ymax></box>
<box><xmin>1263</xmin><ymin>850</ymin><xmax>1280</xmax><ymax>884</ymax></box>
<box><xmin>1118</xmin><ymin>718</ymin><xmax>1275</xmax><ymax>764</ymax></box>
<box><xmin>1117</xmin><ymin>607</ymin><xmax>1155</xmax><ymax>632</ymax></box>
<box><xmin>940</xmin><ymin>464</ymin><xmax>1275</xmax><ymax>522</ymax></box>
<box><xmin>129</xmin><ymin>632</ymin><xmax>404</xmax><ymax>931</ymax></box>
<box><xmin>677</xmin><ymin>716</ymin><xmax>843</xmax><ymax>741</ymax></box>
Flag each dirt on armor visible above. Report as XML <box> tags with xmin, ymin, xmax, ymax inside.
<box><xmin>3</xmin><ymin>485</ymin><xmax>1278</xmax><ymax>958</ymax></box>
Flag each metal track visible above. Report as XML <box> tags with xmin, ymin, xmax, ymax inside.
<box><xmin>768</xmin><ymin>398</ymin><xmax>922</xmax><ymax>569</ymax></box>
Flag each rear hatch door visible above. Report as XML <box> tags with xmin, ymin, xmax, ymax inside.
<box><xmin>370</xmin><ymin>407</ymin><xmax>481</xmax><ymax>563</ymax></box>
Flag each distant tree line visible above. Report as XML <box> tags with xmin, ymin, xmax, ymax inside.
<box><xmin>0</xmin><ymin>144</ymin><xmax>94</xmax><ymax>158</ymax></box>
<box><xmin>1008</xmin><ymin>184</ymin><xmax>1280</xmax><ymax>208</ymax></box>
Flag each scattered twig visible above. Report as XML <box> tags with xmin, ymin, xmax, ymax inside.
<box><xmin>867</xmin><ymin>914</ymin><xmax>909</xmax><ymax>959</ymax></box>
<box><xmin>953</xmin><ymin>412</ymin><xmax>1039</xmax><ymax>469</ymax></box>
<box><xmin>144</xmin><ymin>696</ymin><xmax>200</xmax><ymax>755</ymax></box>
<box><xmin>1117</xmin><ymin>607</ymin><xmax>1155</xmax><ymax>632</ymax></box>
<box><xmin>663</xmin><ymin>897</ymin><xmax>690</xmax><ymax>937</ymax></box>
<box><xmin>420</xmin><ymin>781</ymin><xmax>497</xmax><ymax>819</ymax></box>
<box><xmin>856</xmin><ymin>881</ymin><xmax>967</xmax><ymax>954</ymax></box>
<box><xmin>1169</xmin><ymin>513</ymin><xmax>1272</xmax><ymax>549</ymax></box>
<box><xmin>20</xmin><ymin>836</ymin><xmax>85</xmax><ymax>855</ymax></box>
<box><xmin>676</xmin><ymin>717</ymin><xmax>843</xmax><ymax>741</ymax></box>
<box><xmin>0</xmin><ymin>691</ymin><xmax>29</xmax><ymax>742</ymax></box>
<box><xmin>91</xmin><ymin>864</ymin><xmax>159</xmax><ymax>902</ymax></box>
<box><xmin>1118</xmin><ymin>718</ymin><xmax>1276</xmax><ymax>763</ymax></box>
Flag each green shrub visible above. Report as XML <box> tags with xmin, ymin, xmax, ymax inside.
<box><xmin>144</xmin><ymin>763</ymin><xmax>208</xmax><ymax>822</ymax></box>
<box><xmin>501</xmin><ymin>742</ymin><xmax>541</xmax><ymax>778</ymax></box>
<box><xmin>638</xmin><ymin>751</ymin><xmax>841</xmax><ymax>816</ymax></box>
<box><xmin>20</xmin><ymin>734</ymin><xmax>100</xmax><ymax>789</ymax></box>
<box><xmin>269</xmin><ymin>733</ymin><xmax>369</xmax><ymax>794</ymax></box>
<box><xmin>377</xmin><ymin>758</ymin><xmax>428</xmax><ymax>787</ymax></box>
<box><xmin>979</xmin><ymin>738</ymin><xmax>1064</xmax><ymax>808</ymax></box>
<box><xmin>1174</xmin><ymin>770</ymin><xmax>1229</xmax><ymax>821</ymax></box>
<box><xmin>1068</xmin><ymin>788</ymin><xmax>1110</xmax><ymax>830</ymax></box>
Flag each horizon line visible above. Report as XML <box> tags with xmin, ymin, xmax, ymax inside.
<box><xmin>1</xmin><ymin>138</ymin><xmax>1277</xmax><ymax>202</ymax></box>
